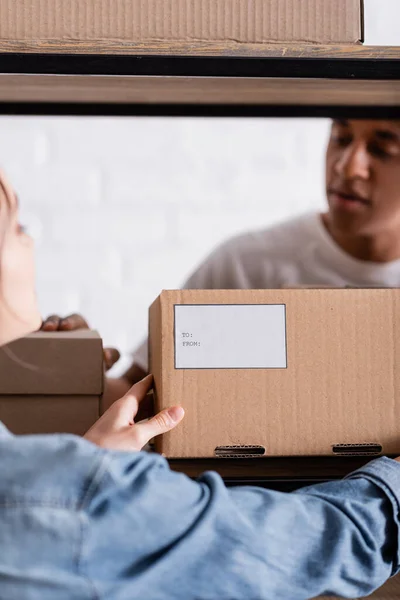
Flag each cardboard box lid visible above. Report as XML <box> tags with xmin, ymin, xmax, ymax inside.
<box><xmin>0</xmin><ymin>0</ymin><xmax>363</xmax><ymax>45</ymax></box>
<box><xmin>0</xmin><ymin>330</ymin><xmax>103</xmax><ymax>395</ymax></box>
<box><xmin>150</xmin><ymin>288</ymin><xmax>400</xmax><ymax>458</ymax></box>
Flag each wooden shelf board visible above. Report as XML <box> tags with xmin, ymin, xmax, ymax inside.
<box><xmin>0</xmin><ymin>41</ymin><xmax>399</xmax><ymax>59</ymax></box>
<box><xmin>0</xmin><ymin>74</ymin><xmax>398</xmax><ymax>107</ymax></box>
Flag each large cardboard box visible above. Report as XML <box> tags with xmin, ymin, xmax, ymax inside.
<box><xmin>0</xmin><ymin>0</ymin><xmax>363</xmax><ymax>46</ymax></box>
<box><xmin>149</xmin><ymin>289</ymin><xmax>400</xmax><ymax>459</ymax></box>
<box><xmin>0</xmin><ymin>330</ymin><xmax>103</xmax><ymax>436</ymax></box>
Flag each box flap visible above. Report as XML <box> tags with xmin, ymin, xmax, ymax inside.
<box><xmin>0</xmin><ymin>330</ymin><xmax>103</xmax><ymax>395</ymax></box>
<box><xmin>0</xmin><ymin>0</ymin><xmax>363</xmax><ymax>45</ymax></box>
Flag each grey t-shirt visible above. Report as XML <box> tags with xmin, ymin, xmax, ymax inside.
<box><xmin>133</xmin><ymin>212</ymin><xmax>400</xmax><ymax>370</ymax></box>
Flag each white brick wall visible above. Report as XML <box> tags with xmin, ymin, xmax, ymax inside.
<box><xmin>0</xmin><ymin>0</ymin><xmax>398</xmax><ymax>375</ymax></box>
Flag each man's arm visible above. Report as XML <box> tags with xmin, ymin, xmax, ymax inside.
<box><xmin>84</xmin><ymin>453</ymin><xmax>400</xmax><ymax>599</ymax></box>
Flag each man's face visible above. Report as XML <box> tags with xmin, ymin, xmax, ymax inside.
<box><xmin>326</xmin><ymin>119</ymin><xmax>400</xmax><ymax>236</ymax></box>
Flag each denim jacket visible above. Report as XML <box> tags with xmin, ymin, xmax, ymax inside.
<box><xmin>0</xmin><ymin>421</ymin><xmax>399</xmax><ymax>600</ymax></box>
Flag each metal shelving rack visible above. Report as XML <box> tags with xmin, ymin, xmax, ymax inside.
<box><xmin>0</xmin><ymin>44</ymin><xmax>399</xmax><ymax>116</ymax></box>
<box><xmin>0</xmin><ymin>41</ymin><xmax>399</xmax><ymax>486</ymax></box>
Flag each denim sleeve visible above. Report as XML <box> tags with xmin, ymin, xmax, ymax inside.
<box><xmin>82</xmin><ymin>453</ymin><xmax>400</xmax><ymax>600</ymax></box>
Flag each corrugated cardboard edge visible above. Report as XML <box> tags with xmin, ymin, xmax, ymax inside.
<box><xmin>0</xmin><ymin>0</ymin><xmax>363</xmax><ymax>45</ymax></box>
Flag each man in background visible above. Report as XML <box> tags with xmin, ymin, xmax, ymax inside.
<box><xmin>43</xmin><ymin>118</ymin><xmax>400</xmax><ymax>411</ymax></box>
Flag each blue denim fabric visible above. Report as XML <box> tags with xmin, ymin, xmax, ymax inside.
<box><xmin>0</xmin><ymin>421</ymin><xmax>399</xmax><ymax>600</ymax></box>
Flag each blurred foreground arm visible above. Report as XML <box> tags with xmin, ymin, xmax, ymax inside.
<box><xmin>84</xmin><ymin>454</ymin><xmax>400</xmax><ymax>599</ymax></box>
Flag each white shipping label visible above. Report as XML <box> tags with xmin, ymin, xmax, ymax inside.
<box><xmin>174</xmin><ymin>304</ymin><xmax>287</xmax><ymax>369</ymax></box>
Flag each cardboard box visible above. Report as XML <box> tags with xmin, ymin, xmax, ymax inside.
<box><xmin>0</xmin><ymin>330</ymin><xmax>103</xmax><ymax>436</ymax></box>
<box><xmin>149</xmin><ymin>288</ymin><xmax>400</xmax><ymax>459</ymax></box>
<box><xmin>0</xmin><ymin>0</ymin><xmax>363</xmax><ymax>46</ymax></box>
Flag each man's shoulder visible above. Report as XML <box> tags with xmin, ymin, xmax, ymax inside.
<box><xmin>184</xmin><ymin>212</ymin><xmax>321</xmax><ymax>289</ymax></box>
<box><xmin>217</xmin><ymin>212</ymin><xmax>319</xmax><ymax>261</ymax></box>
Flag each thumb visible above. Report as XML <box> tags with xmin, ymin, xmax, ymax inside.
<box><xmin>104</xmin><ymin>347</ymin><xmax>121</xmax><ymax>371</ymax></box>
<box><xmin>134</xmin><ymin>405</ymin><xmax>185</xmax><ymax>448</ymax></box>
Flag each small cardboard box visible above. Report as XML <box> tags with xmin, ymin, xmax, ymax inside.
<box><xmin>0</xmin><ymin>330</ymin><xmax>103</xmax><ymax>436</ymax></box>
<box><xmin>0</xmin><ymin>0</ymin><xmax>363</xmax><ymax>46</ymax></box>
<box><xmin>149</xmin><ymin>289</ymin><xmax>400</xmax><ymax>459</ymax></box>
